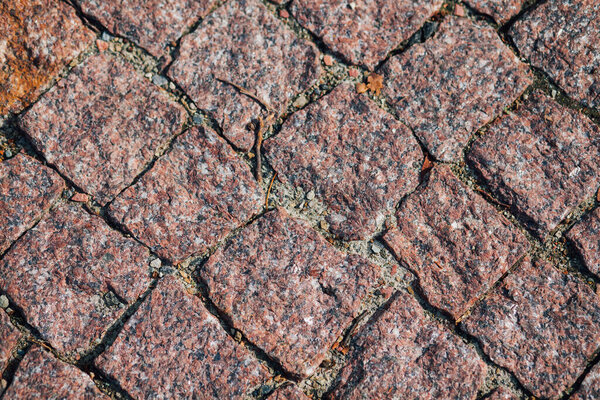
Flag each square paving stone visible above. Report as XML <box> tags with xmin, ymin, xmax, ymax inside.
<box><xmin>568</xmin><ymin>208</ymin><xmax>600</xmax><ymax>276</ymax></box>
<box><xmin>462</xmin><ymin>257</ymin><xmax>600</xmax><ymax>398</ymax></box>
<box><xmin>75</xmin><ymin>0</ymin><xmax>217</xmax><ymax>58</ymax></box>
<box><xmin>264</xmin><ymin>83</ymin><xmax>422</xmax><ymax>240</ymax></box>
<box><xmin>268</xmin><ymin>385</ymin><xmax>309</xmax><ymax>400</ymax></box>
<box><xmin>572</xmin><ymin>363</ymin><xmax>600</xmax><ymax>400</ymax></box>
<box><xmin>0</xmin><ymin>312</ymin><xmax>19</xmax><ymax>372</ymax></box>
<box><xmin>0</xmin><ymin>0</ymin><xmax>94</xmax><ymax>115</ymax></box>
<box><xmin>381</xmin><ymin>16</ymin><xmax>532</xmax><ymax>161</ymax></box>
<box><xmin>384</xmin><ymin>165</ymin><xmax>529</xmax><ymax>320</ymax></box>
<box><xmin>511</xmin><ymin>0</ymin><xmax>600</xmax><ymax>108</ymax></box>
<box><xmin>290</xmin><ymin>0</ymin><xmax>443</xmax><ymax>70</ymax></box>
<box><xmin>3</xmin><ymin>347</ymin><xmax>103</xmax><ymax>399</ymax></box>
<box><xmin>109</xmin><ymin>126</ymin><xmax>264</xmax><ymax>263</ymax></box>
<box><xmin>168</xmin><ymin>0</ymin><xmax>320</xmax><ymax>151</ymax></box>
<box><xmin>0</xmin><ymin>204</ymin><xmax>152</xmax><ymax>356</ymax></box>
<box><xmin>200</xmin><ymin>207</ymin><xmax>380</xmax><ymax>378</ymax></box>
<box><xmin>467</xmin><ymin>91</ymin><xmax>600</xmax><ymax>238</ymax></box>
<box><xmin>330</xmin><ymin>291</ymin><xmax>486</xmax><ymax>399</ymax></box>
<box><xmin>19</xmin><ymin>52</ymin><xmax>188</xmax><ymax>205</ymax></box>
<box><xmin>465</xmin><ymin>0</ymin><xmax>525</xmax><ymax>24</ymax></box>
<box><xmin>97</xmin><ymin>275</ymin><xmax>268</xmax><ymax>399</ymax></box>
<box><xmin>0</xmin><ymin>153</ymin><xmax>64</xmax><ymax>253</ymax></box>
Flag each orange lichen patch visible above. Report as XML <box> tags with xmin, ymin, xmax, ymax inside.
<box><xmin>0</xmin><ymin>0</ymin><xmax>94</xmax><ymax>115</ymax></box>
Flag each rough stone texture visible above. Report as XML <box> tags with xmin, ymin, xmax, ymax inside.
<box><xmin>465</xmin><ymin>0</ymin><xmax>525</xmax><ymax>24</ymax></box>
<box><xmin>3</xmin><ymin>347</ymin><xmax>103</xmax><ymax>399</ymax></box>
<box><xmin>76</xmin><ymin>0</ymin><xmax>217</xmax><ymax>58</ymax></box>
<box><xmin>511</xmin><ymin>0</ymin><xmax>600</xmax><ymax>108</ymax></box>
<box><xmin>384</xmin><ymin>165</ymin><xmax>529</xmax><ymax>319</ymax></box>
<box><xmin>331</xmin><ymin>291</ymin><xmax>486</xmax><ymax>399</ymax></box>
<box><xmin>0</xmin><ymin>153</ymin><xmax>64</xmax><ymax>253</ymax></box>
<box><xmin>0</xmin><ymin>0</ymin><xmax>94</xmax><ymax>115</ymax></box>
<box><xmin>109</xmin><ymin>126</ymin><xmax>263</xmax><ymax>263</ymax></box>
<box><xmin>264</xmin><ymin>83</ymin><xmax>422</xmax><ymax>240</ymax></box>
<box><xmin>572</xmin><ymin>363</ymin><xmax>600</xmax><ymax>400</ymax></box>
<box><xmin>0</xmin><ymin>204</ymin><xmax>151</xmax><ymax>355</ymax></box>
<box><xmin>200</xmin><ymin>207</ymin><xmax>379</xmax><ymax>378</ymax></box>
<box><xmin>487</xmin><ymin>387</ymin><xmax>519</xmax><ymax>400</ymax></box>
<box><xmin>382</xmin><ymin>16</ymin><xmax>532</xmax><ymax>161</ymax></box>
<box><xmin>98</xmin><ymin>275</ymin><xmax>268</xmax><ymax>399</ymax></box>
<box><xmin>568</xmin><ymin>208</ymin><xmax>600</xmax><ymax>276</ymax></box>
<box><xmin>269</xmin><ymin>385</ymin><xmax>309</xmax><ymax>400</ymax></box>
<box><xmin>462</xmin><ymin>257</ymin><xmax>600</xmax><ymax>399</ymax></box>
<box><xmin>20</xmin><ymin>52</ymin><xmax>187</xmax><ymax>205</ymax></box>
<box><xmin>290</xmin><ymin>0</ymin><xmax>443</xmax><ymax>70</ymax></box>
<box><xmin>467</xmin><ymin>91</ymin><xmax>600</xmax><ymax>237</ymax></box>
<box><xmin>168</xmin><ymin>0</ymin><xmax>320</xmax><ymax>151</ymax></box>
<box><xmin>0</xmin><ymin>312</ymin><xmax>19</xmax><ymax>371</ymax></box>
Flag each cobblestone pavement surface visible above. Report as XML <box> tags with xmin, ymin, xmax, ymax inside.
<box><xmin>0</xmin><ymin>0</ymin><xmax>599</xmax><ymax>399</ymax></box>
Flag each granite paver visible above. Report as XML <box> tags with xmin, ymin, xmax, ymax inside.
<box><xmin>3</xmin><ymin>347</ymin><xmax>103</xmax><ymax>399</ymax></box>
<box><xmin>268</xmin><ymin>385</ymin><xmax>310</xmax><ymax>400</ymax></box>
<box><xmin>168</xmin><ymin>0</ymin><xmax>320</xmax><ymax>151</ymax></box>
<box><xmin>384</xmin><ymin>165</ymin><xmax>529</xmax><ymax>319</ymax></box>
<box><xmin>572</xmin><ymin>363</ymin><xmax>600</xmax><ymax>400</ymax></box>
<box><xmin>0</xmin><ymin>204</ymin><xmax>151</xmax><ymax>356</ymax></box>
<box><xmin>75</xmin><ymin>0</ymin><xmax>217</xmax><ymax>58</ymax></box>
<box><xmin>200</xmin><ymin>207</ymin><xmax>379</xmax><ymax>378</ymax></box>
<box><xmin>290</xmin><ymin>0</ymin><xmax>443</xmax><ymax>70</ymax></box>
<box><xmin>264</xmin><ymin>83</ymin><xmax>422</xmax><ymax>240</ymax></box>
<box><xmin>467</xmin><ymin>91</ymin><xmax>600</xmax><ymax>237</ymax></box>
<box><xmin>568</xmin><ymin>208</ymin><xmax>600</xmax><ymax>276</ymax></box>
<box><xmin>465</xmin><ymin>0</ymin><xmax>525</xmax><ymax>24</ymax></box>
<box><xmin>0</xmin><ymin>153</ymin><xmax>64</xmax><ymax>253</ymax></box>
<box><xmin>97</xmin><ymin>275</ymin><xmax>268</xmax><ymax>399</ymax></box>
<box><xmin>0</xmin><ymin>0</ymin><xmax>94</xmax><ymax>115</ymax></box>
<box><xmin>382</xmin><ymin>16</ymin><xmax>532</xmax><ymax>161</ymax></box>
<box><xmin>462</xmin><ymin>257</ymin><xmax>600</xmax><ymax>398</ymax></box>
<box><xmin>511</xmin><ymin>0</ymin><xmax>600</xmax><ymax>108</ymax></box>
<box><xmin>109</xmin><ymin>126</ymin><xmax>263</xmax><ymax>263</ymax></box>
<box><xmin>0</xmin><ymin>311</ymin><xmax>19</xmax><ymax>372</ymax></box>
<box><xmin>19</xmin><ymin>52</ymin><xmax>187</xmax><ymax>205</ymax></box>
<box><xmin>331</xmin><ymin>291</ymin><xmax>486</xmax><ymax>399</ymax></box>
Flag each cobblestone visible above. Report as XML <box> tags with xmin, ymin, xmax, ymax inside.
<box><xmin>466</xmin><ymin>0</ymin><xmax>525</xmax><ymax>24</ymax></box>
<box><xmin>0</xmin><ymin>311</ymin><xmax>19</xmax><ymax>372</ymax></box>
<box><xmin>467</xmin><ymin>91</ymin><xmax>600</xmax><ymax>237</ymax></box>
<box><xmin>0</xmin><ymin>204</ymin><xmax>151</xmax><ymax>356</ymax></box>
<box><xmin>264</xmin><ymin>83</ymin><xmax>421</xmax><ymax>240</ymax></box>
<box><xmin>109</xmin><ymin>126</ymin><xmax>263</xmax><ymax>263</ymax></box>
<box><xmin>382</xmin><ymin>16</ymin><xmax>532</xmax><ymax>161</ymax></box>
<box><xmin>20</xmin><ymin>52</ymin><xmax>187</xmax><ymax>205</ymax></box>
<box><xmin>463</xmin><ymin>257</ymin><xmax>600</xmax><ymax>398</ymax></box>
<box><xmin>384</xmin><ymin>165</ymin><xmax>529</xmax><ymax>319</ymax></box>
<box><xmin>168</xmin><ymin>0</ymin><xmax>320</xmax><ymax>151</ymax></box>
<box><xmin>0</xmin><ymin>153</ymin><xmax>64</xmax><ymax>253</ymax></box>
<box><xmin>568</xmin><ymin>208</ymin><xmax>600</xmax><ymax>276</ymax></box>
<box><xmin>200</xmin><ymin>207</ymin><xmax>379</xmax><ymax>377</ymax></box>
<box><xmin>97</xmin><ymin>275</ymin><xmax>268</xmax><ymax>399</ymax></box>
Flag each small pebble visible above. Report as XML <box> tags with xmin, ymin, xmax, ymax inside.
<box><xmin>348</xmin><ymin>67</ymin><xmax>360</xmax><ymax>78</ymax></box>
<box><xmin>71</xmin><ymin>192</ymin><xmax>89</xmax><ymax>202</ymax></box>
<box><xmin>306</xmin><ymin>190</ymin><xmax>315</xmax><ymax>200</ymax></box>
<box><xmin>293</xmin><ymin>94</ymin><xmax>309</xmax><ymax>108</ymax></box>
<box><xmin>552</xmin><ymin>89</ymin><xmax>557</xmax><ymax>98</ymax></box>
<box><xmin>320</xmin><ymin>220</ymin><xmax>329</xmax><ymax>230</ymax></box>
<box><xmin>150</xmin><ymin>258</ymin><xmax>162</xmax><ymax>269</ymax></box>
<box><xmin>309</xmin><ymin>200</ymin><xmax>317</xmax><ymax>208</ymax></box>
<box><xmin>454</xmin><ymin>4</ymin><xmax>465</xmax><ymax>17</ymax></box>
<box><xmin>279</xmin><ymin>9</ymin><xmax>289</xmax><ymax>19</ymax></box>
<box><xmin>100</xmin><ymin>32</ymin><xmax>112</xmax><ymax>41</ymax></box>
<box><xmin>4</xmin><ymin>149</ymin><xmax>12</xmax><ymax>158</ymax></box>
<box><xmin>192</xmin><ymin>114</ymin><xmax>204</xmax><ymax>124</ymax></box>
<box><xmin>323</xmin><ymin>55</ymin><xmax>334</xmax><ymax>66</ymax></box>
<box><xmin>96</xmin><ymin>39</ymin><xmax>109</xmax><ymax>52</ymax></box>
<box><xmin>348</xmin><ymin>2</ymin><xmax>356</xmax><ymax>10</ymax></box>
<box><xmin>0</xmin><ymin>295</ymin><xmax>9</xmax><ymax>308</ymax></box>
<box><xmin>371</xmin><ymin>243</ymin><xmax>382</xmax><ymax>254</ymax></box>
<box><xmin>152</xmin><ymin>75</ymin><xmax>168</xmax><ymax>86</ymax></box>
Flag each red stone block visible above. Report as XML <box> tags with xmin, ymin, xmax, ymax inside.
<box><xmin>466</xmin><ymin>0</ymin><xmax>525</xmax><ymax>24</ymax></box>
<box><xmin>568</xmin><ymin>208</ymin><xmax>600</xmax><ymax>276</ymax></box>
<box><xmin>0</xmin><ymin>312</ymin><xmax>19</xmax><ymax>372</ymax></box>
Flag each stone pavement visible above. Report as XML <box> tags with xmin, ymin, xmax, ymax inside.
<box><xmin>0</xmin><ymin>0</ymin><xmax>599</xmax><ymax>399</ymax></box>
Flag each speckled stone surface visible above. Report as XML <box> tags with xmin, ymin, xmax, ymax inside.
<box><xmin>98</xmin><ymin>275</ymin><xmax>268</xmax><ymax>399</ymax></box>
<box><xmin>0</xmin><ymin>153</ymin><xmax>64</xmax><ymax>253</ymax></box>
<box><xmin>268</xmin><ymin>385</ymin><xmax>309</xmax><ymax>400</ymax></box>
<box><xmin>75</xmin><ymin>0</ymin><xmax>217</xmax><ymax>58</ymax></box>
<box><xmin>0</xmin><ymin>0</ymin><xmax>94</xmax><ymax>115</ymax></box>
<box><xmin>467</xmin><ymin>91</ymin><xmax>600</xmax><ymax>237</ymax></box>
<box><xmin>510</xmin><ymin>0</ymin><xmax>600</xmax><ymax>108</ymax></box>
<box><xmin>19</xmin><ymin>52</ymin><xmax>187</xmax><ymax>205</ymax></box>
<box><xmin>200</xmin><ymin>207</ymin><xmax>379</xmax><ymax>377</ymax></box>
<box><xmin>0</xmin><ymin>312</ymin><xmax>19</xmax><ymax>371</ymax></box>
<box><xmin>382</xmin><ymin>16</ymin><xmax>532</xmax><ymax>161</ymax></box>
<box><xmin>572</xmin><ymin>363</ymin><xmax>600</xmax><ymax>400</ymax></box>
<box><xmin>290</xmin><ymin>0</ymin><xmax>443</xmax><ymax>70</ymax></box>
<box><xmin>168</xmin><ymin>0</ymin><xmax>320</xmax><ymax>151</ymax></box>
<box><xmin>109</xmin><ymin>126</ymin><xmax>263</xmax><ymax>263</ymax></box>
<box><xmin>487</xmin><ymin>387</ymin><xmax>519</xmax><ymax>400</ymax></box>
<box><xmin>568</xmin><ymin>208</ymin><xmax>600</xmax><ymax>276</ymax></box>
<box><xmin>384</xmin><ymin>165</ymin><xmax>529</xmax><ymax>319</ymax></box>
<box><xmin>264</xmin><ymin>83</ymin><xmax>421</xmax><ymax>240</ymax></box>
<box><xmin>466</xmin><ymin>0</ymin><xmax>525</xmax><ymax>24</ymax></box>
<box><xmin>0</xmin><ymin>204</ymin><xmax>151</xmax><ymax>356</ymax></box>
<box><xmin>3</xmin><ymin>347</ymin><xmax>103</xmax><ymax>399</ymax></box>
<box><xmin>331</xmin><ymin>291</ymin><xmax>486</xmax><ymax>399</ymax></box>
<box><xmin>462</xmin><ymin>257</ymin><xmax>600</xmax><ymax>398</ymax></box>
